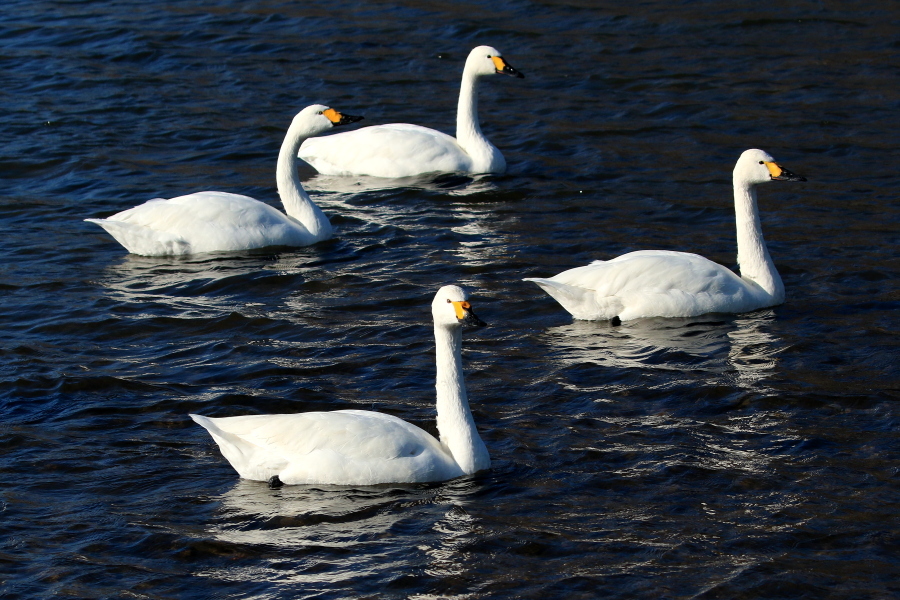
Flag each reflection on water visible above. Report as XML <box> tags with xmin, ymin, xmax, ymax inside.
<box><xmin>303</xmin><ymin>172</ymin><xmax>499</xmax><ymax>196</ymax></box>
<box><xmin>95</xmin><ymin>251</ymin><xmax>326</xmax><ymax>319</ymax></box>
<box><xmin>210</xmin><ymin>480</ymin><xmax>412</xmax><ymax>549</ymax></box>
<box><xmin>542</xmin><ymin>310</ymin><xmax>782</xmax><ymax>390</ymax></box>
<box><xmin>725</xmin><ymin>314</ymin><xmax>783</xmax><ymax>391</ymax></box>
<box><xmin>199</xmin><ymin>477</ymin><xmax>485</xmax><ymax>587</ymax></box>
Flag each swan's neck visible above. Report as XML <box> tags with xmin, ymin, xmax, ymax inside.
<box><xmin>455</xmin><ymin>72</ymin><xmax>503</xmax><ymax>170</ymax></box>
<box><xmin>733</xmin><ymin>183</ymin><xmax>784</xmax><ymax>302</ymax></box>
<box><xmin>434</xmin><ymin>323</ymin><xmax>489</xmax><ymax>474</ymax></box>
<box><xmin>275</xmin><ymin>123</ymin><xmax>332</xmax><ymax>240</ymax></box>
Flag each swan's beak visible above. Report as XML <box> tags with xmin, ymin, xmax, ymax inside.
<box><xmin>323</xmin><ymin>108</ymin><xmax>365</xmax><ymax>127</ymax></box>
<box><xmin>490</xmin><ymin>55</ymin><xmax>525</xmax><ymax>79</ymax></box>
<box><xmin>764</xmin><ymin>161</ymin><xmax>806</xmax><ymax>182</ymax></box>
<box><xmin>451</xmin><ymin>301</ymin><xmax>487</xmax><ymax>327</ymax></box>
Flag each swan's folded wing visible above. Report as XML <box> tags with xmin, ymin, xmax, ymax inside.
<box><xmin>93</xmin><ymin>192</ymin><xmax>310</xmax><ymax>254</ymax></box>
<box><xmin>554</xmin><ymin>251</ymin><xmax>744</xmax><ymax>297</ymax></box>
<box><xmin>528</xmin><ymin>251</ymin><xmax>758</xmax><ymax>320</ymax></box>
<box><xmin>299</xmin><ymin>124</ymin><xmax>469</xmax><ymax>177</ymax></box>
<box><xmin>191</xmin><ymin>411</ymin><xmax>448</xmax><ymax>484</ymax></box>
<box><xmin>84</xmin><ymin>217</ymin><xmax>190</xmax><ymax>256</ymax></box>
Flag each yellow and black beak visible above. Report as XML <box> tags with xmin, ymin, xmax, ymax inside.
<box><xmin>450</xmin><ymin>300</ymin><xmax>487</xmax><ymax>327</ymax></box>
<box><xmin>322</xmin><ymin>108</ymin><xmax>365</xmax><ymax>127</ymax></box>
<box><xmin>490</xmin><ymin>55</ymin><xmax>525</xmax><ymax>79</ymax></box>
<box><xmin>764</xmin><ymin>161</ymin><xmax>806</xmax><ymax>182</ymax></box>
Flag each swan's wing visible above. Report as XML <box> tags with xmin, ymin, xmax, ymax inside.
<box><xmin>299</xmin><ymin>123</ymin><xmax>471</xmax><ymax>177</ymax></box>
<box><xmin>527</xmin><ymin>251</ymin><xmax>759</xmax><ymax>320</ymax></box>
<box><xmin>88</xmin><ymin>192</ymin><xmax>308</xmax><ymax>255</ymax></box>
<box><xmin>109</xmin><ymin>192</ymin><xmax>285</xmax><ymax>229</ymax></box>
<box><xmin>85</xmin><ymin>217</ymin><xmax>191</xmax><ymax>256</ymax></box>
<box><xmin>191</xmin><ymin>411</ymin><xmax>454</xmax><ymax>485</ymax></box>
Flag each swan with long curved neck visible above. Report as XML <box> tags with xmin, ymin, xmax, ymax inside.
<box><xmin>298</xmin><ymin>46</ymin><xmax>524</xmax><ymax>177</ymax></box>
<box><xmin>524</xmin><ymin>149</ymin><xmax>806</xmax><ymax>321</ymax></box>
<box><xmin>190</xmin><ymin>285</ymin><xmax>490</xmax><ymax>487</ymax></box>
<box><xmin>85</xmin><ymin>105</ymin><xmax>363</xmax><ymax>256</ymax></box>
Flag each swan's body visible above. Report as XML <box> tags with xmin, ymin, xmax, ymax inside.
<box><xmin>191</xmin><ymin>285</ymin><xmax>490</xmax><ymax>486</ymax></box>
<box><xmin>525</xmin><ymin>149</ymin><xmax>806</xmax><ymax>321</ymax></box>
<box><xmin>86</xmin><ymin>105</ymin><xmax>362</xmax><ymax>256</ymax></box>
<box><xmin>298</xmin><ymin>46</ymin><xmax>524</xmax><ymax>177</ymax></box>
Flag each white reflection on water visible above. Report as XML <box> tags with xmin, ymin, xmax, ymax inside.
<box><xmin>451</xmin><ymin>218</ymin><xmax>512</xmax><ymax>269</ymax></box>
<box><xmin>541</xmin><ymin>310</ymin><xmax>782</xmax><ymax>391</ymax></box>
<box><xmin>302</xmin><ymin>172</ymin><xmax>498</xmax><ymax>196</ymax></box>
<box><xmin>197</xmin><ymin>477</ymin><xmax>485</xmax><ymax>587</ymax></box>
<box><xmin>209</xmin><ymin>480</ymin><xmax>410</xmax><ymax>549</ymax></box>
<box><xmin>94</xmin><ymin>251</ymin><xmax>325</xmax><ymax>320</ymax></box>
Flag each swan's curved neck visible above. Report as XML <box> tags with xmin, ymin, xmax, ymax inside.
<box><xmin>275</xmin><ymin>123</ymin><xmax>332</xmax><ymax>240</ymax></box>
<box><xmin>434</xmin><ymin>323</ymin><xmax>489</xmax><ymax>474</ymax></box>
<box><xmin>455</xmin><ymin>71</ymin><xmax>502</xmax><ymax>170</ymax></box>
<box><xmin>734</xmin><ymin>183</ymin><xmax>784</xmax><ymax>302</ymax></box>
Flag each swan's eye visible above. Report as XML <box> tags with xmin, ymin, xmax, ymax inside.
<box><xmin>446</xmin><ymin>299</ymin><xmax>452</xmax><ymax>303</ymax></box>
<box><xmin>759</xmin><ymin>161</ymin><xmax>764</xmax><ymax>164</ymax></box>
<box><xmin>486</xmin><ymin>55</ymin><xmax>492</xmax><ymax>58</ymax></box>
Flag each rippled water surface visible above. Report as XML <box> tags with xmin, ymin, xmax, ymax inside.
<box><xmin>2</xmin><ymin>1</ymin><xmax>898</xmax><ymax>598</ymax></box>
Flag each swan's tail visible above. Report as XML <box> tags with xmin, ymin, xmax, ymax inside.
<box><xmin>85</xmin><ymin>218</ymin><xmax>190</xmax><ymax>256</ymax></box>
<box><xmin>523</xmin><ymin>277</ymin><xmax>619</xmax><ymax>321</ymax></box>
<box><xmin>190</xmin><ymin>414</ymin><xmax>282</xmax><ymax>482</ymax></box>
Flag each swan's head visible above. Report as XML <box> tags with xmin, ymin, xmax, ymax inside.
<box><xmin>293</xmin><ymin>104</ymin><xmax>364</xmax><ymax>136</ymax></box>
<box><xmin>432</xmin><ymin>285</ymin><xmax>487</xmax><ymax>328</ymax></box>
<box><xmin>734</xmin><ymin>149</ymin><xmax>806</xmax><ymax>187</ymax></box>
<box><xmin>466</xmin><ymin>46</ymin><xmax>524</xmax><ymax>79</ymax></box>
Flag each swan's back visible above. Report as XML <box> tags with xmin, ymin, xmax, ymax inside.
<box><xmin>299</xmin><ymin>123</ymin><xmax>471</xmax><ymax>177</ymax></box>
<box><xmin>191</xmin><ymin>411</ymin><xmax>460</xmax><ymax>485</ymax></box>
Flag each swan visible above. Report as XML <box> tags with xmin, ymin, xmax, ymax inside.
<box><xmin>524</xmin><ymin>149</ymin><xmax>806</xmax><ymax>322</ymax></box>
<box><xmin>190</xmin><ymin>285</ymin><xmax>490</xmax><ymax>487</ymax></box>
<box><xmin>297</xmin><ymin>45</ymin><xmax>524</xmax><ymax>177</ymax></box>
<box><xmin>85</xmin><ymin>105</ymin><xmax>363</xmax><ymax>256</ymax></box>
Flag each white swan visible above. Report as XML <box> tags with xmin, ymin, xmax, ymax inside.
<box><xmin>85</xmin><ymin>105</ymin><xmax>363</xmax><ymax>256</ymax></box>
<box><xmin>297</xmin><ymin>46</ymin><xmax>524</xmax><ymax>178</ymax></box>
<box><xmin>524</xmin><ymin>149</ymin><xmax>806</xmax><ymax>322</ymax></box>
<box><xmin>190</xmin><ymin>285</ymin><xmax>490</xmax><ymax>487</ymax></box>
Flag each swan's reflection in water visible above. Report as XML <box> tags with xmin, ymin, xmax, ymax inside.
<box><xmin>95</xmin><ymin>250</ymin><xmax>327</xmax><ymax>321</ymax></box>
<box><xmin>546</xmin><ymin>311</ymin><xmax>805</xmax><ymax>492</ymax></box>
<box><xmin>302</xmin><ymin>171</ymin><xmax>499</xmax><ymax>197</ymax></box>
<box><xmin>543</xmin><ymin>310</ymin><xmax>782</xmax><ymax>391</ymax></box>
<box><xmin>198</xmin><ymin>477</ymin><xmax>485</xmax><ymax>587</ymax></box>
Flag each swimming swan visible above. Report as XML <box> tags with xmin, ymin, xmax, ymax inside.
<box><xmin>85</xmin><ymin>105</ymin><xmax>363</xmax><ymax>256</ymax></box>
<box><xmin>297</xmin><ymin>46</ymin><xmax>524</xmax><ymax>177</ymax></box>
<box><xmin>190</xmin><ymin>285</ymin><xmax>490</xmax><ymax>486</ymax></box>
<box><xmin>524</xmin><ymin>149</ymin><xmax>806</xmax><ymax>322</ymax></box>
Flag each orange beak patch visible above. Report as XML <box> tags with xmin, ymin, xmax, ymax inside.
<box><xmin>764</xmin><ymin>161</ymin><xmax>783</xmax><ymax>178</ymax></box>
<box><xmin>491</xmin><ymin>56</ymin><xmax>507</xmax><ymax>72</ymax></box>
<box><xmin>322</xmin><ymin>108</ymin><xmax>342</xmax><ymax>124</ymax></box>
<box><xmin>451</xmin><ymin>301</ymin><xmax>471</xmax><ymax>320</ymax></box>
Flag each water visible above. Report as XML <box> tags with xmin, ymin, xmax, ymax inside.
<box><xmin>1</xmin><ymin>1</ymin><xmax>898</xmax><ymax>598</ymax></box>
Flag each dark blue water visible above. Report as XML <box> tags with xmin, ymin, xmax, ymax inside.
<box><xmin>2</xmin><ymin>1</ymin><xmax>898</xmax><ymax>598</ymax></box>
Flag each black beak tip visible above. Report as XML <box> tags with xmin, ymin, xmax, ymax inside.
<box><xmin>499</xmin><ymin>66</ymin><xmax>525</xmax><ymax>79</ymax></box>
<box><xmin>339</xmin><ymin>114</ymin><xmax>365</xmax><ymax>125</ymax></box>
<box><xmin>462</xmin><ymin>313</ymin><xmax>487</xmax><ymax>327</ymax></box>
